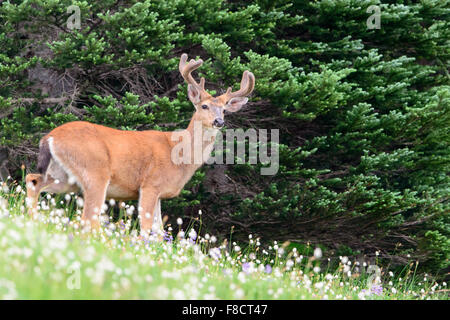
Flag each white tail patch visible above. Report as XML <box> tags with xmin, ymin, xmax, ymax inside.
<box><xmin>47</xmin><ymin>137</ymin><xmax>80</xmax><ymax>188</ymax></box>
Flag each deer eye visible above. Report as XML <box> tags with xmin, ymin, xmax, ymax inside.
<box><xmin>201</xmin><ymin>104</ymin><xmax>209</xmax><ymax>110</ymax></box>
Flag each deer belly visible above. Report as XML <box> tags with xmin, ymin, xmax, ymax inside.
<box><xmin>159</xmin><ymin>176</ymin><xmax>190</xmax><ymax>199</ymax></box>
<box><xmin>106</xmin><ymin>184</ymin><xmax>138</xmax><ymax>200</ymax></box>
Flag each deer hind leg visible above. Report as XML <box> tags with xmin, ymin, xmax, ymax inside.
<box><xmin>46</xmin><ymin>136</ymin><xmax>111</xmax><ymax>230</ymax></box>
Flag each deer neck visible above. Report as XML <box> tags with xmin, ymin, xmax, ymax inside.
<box><xmin>184</xmin><ymin>114</ymin><xmax>218</xmax><ymax>168</ymax></box>
<box><xmin>168</xmin><ymin>113</ymin><xmax>219</xmax><ymax>174</ymax></box>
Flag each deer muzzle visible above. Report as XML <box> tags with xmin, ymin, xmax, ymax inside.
<box><xmin>213</xmin><ymin>118</ymin><xmax>224</xmax><ymax>128</ymax></box>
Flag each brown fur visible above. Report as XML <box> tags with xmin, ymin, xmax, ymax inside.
<box><xmin>26</xmin><ymin>54</ymin><xmax>255</xmax><ymax>235</ymax></box>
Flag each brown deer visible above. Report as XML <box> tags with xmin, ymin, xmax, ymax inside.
<box><xmin>25</xmin><ymin>53</ymin><xmax>255</xmax><ymax>236</ymax></box>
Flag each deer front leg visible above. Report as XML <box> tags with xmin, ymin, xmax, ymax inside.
<box><xmin>138</xmin><ymin>186</ymin><xmax>160</xmax><ymax>238</ymax></box>
<box><xmin>26</xmin><ymin>172</ymin><xmax>80</xmax><ymax>218</ymax></box>
<box><xmin>25</xmin><ymin>173</ymin><xmax>44</xmax><ymax>217</ymax></box>
<box><xmin>80</xmin><ymin>179</ymin><xmax>109</xmax><ymax>230</ymax></box>
<box><xmin>152</xmin><ymin>199</ymin><xmax>164</xmax><ymax>236</ymax></box>
<box><xmin>25</xmin><ymin>173</ymin><xmax>60</xmax><ymax>217</ymax></box>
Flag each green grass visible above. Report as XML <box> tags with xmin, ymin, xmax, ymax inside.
<box><xmin>0</xmin><ymin>180</ymin><xmax>448</xmax><ymax>300</ymax></box>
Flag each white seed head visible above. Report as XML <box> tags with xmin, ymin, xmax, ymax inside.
<box><xmin>314</xmin><ymin>247</ymin><xmax>323</xmax><ymax>259</ymax></box>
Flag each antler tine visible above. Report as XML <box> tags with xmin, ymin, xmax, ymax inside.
<box><xmin>179</xmin><ymin>53</ymin><xmax>205</xmax><ymax>92</ymax></box>
<box><xmin>224</xmin><ymin>70</ymin><xmax>255</xmax><ymax>100</ymax></box>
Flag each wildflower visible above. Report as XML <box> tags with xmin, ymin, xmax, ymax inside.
<box><xmin>264</xmin><ymin>265</ymin><xmax>272</xmax><ymax>274</ymax></box>
<box><xmin>0</xmin><ymin>279</ymin><xmax>18</xmax><ymax>300</ymax></box>
<box><xmin>76</xmin><ymin>197</ymin><xmax>84</xmax><ymax>208</ymax></box>
<box><xmin>163</xmin><ymin>232</ymin><xmax>173</xmax><ymax>243</ymax></box>
<box><xmin>314</xmin><ymin>247</ymin><xmax>322</xmax><ymax>259</ymax></box>
<box><xmin>188</xmin><ymin>229</ymin><xmax>197</xmax><ymax>241</ymax></box>
<box><xmin>358</xmin><ymin>291</ymin><xmax>367</xmax><ymax>300</ymax></box>
<box><xmin>286</xmin><ymin>260</ymin><xmax>294</xmax><ymax>268</ymax></box>
<box><xmin>177</xmin><ymin>218</ymin><xmax>183</xmax><ymax>225</ymax></box>
<box><xmin>235</xmin><ymin>288</ymin><xmax>244</xmax><ymax>299</ymax></box>
<box><xmin>223</xmin><ymin>268</ymin><xmax>232</xmax><ymax>277</ymax></box>
<box><xmin>237</xmin><ymin>272</ymin><xmax>246</xmax><ymax>283</ymax></box>
<box><xmin>242</xmin><ymin>262</ymin><xmax>251</xmax><ymax>274</ymax></box>
<box><xmin>209</xmin><ymin>248</ymin><xmax>221</xmax><ymax>261</ymax></box>
<box><xmin>370</xmin><ymin>284</ymin><xmax>383</xmax><ymax>296</ymax></box>
<box><xmin>314</xmin><ymin>282</ymin><xmax>324</xmax><ymax>290</ymax></box>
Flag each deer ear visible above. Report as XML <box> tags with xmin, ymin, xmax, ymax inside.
<box><xmin>225</xmin><ymin>97</ymin><xmax>248</xmax><ymax>113</ymax></box>
<box><xmin>187</xmin><ymin>84</ymin><xmax>201</xmax><ymax>106</ymax></box>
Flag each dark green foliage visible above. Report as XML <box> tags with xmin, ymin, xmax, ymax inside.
<box><xmin>0</xmin><ymin>0</ymin><xmax>448</xmax><ymax>273</ymax></box>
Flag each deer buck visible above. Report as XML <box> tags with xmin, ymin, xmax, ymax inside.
<box><xmin>25</xmin><ymin>53</ymin><xmax>255</xmax><ymax>236</ymax></box>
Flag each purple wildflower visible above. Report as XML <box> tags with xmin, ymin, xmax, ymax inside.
<box><xmin>361</xmin><ymin>284</ymin><xmax>384</xmax><ymax>297</ymax></box>
<box><xmin>264</xmin><ymin>264</ymin><xmax>272</xmax><ymax>274</ymax></box>
<box><xmin>242</xmin><ymin>262</ymin><xmax>251</xmax><ymax>274</ymax></box>
<box><xmin>188</xmin><ymin>229</ymin><xmax>197</xmax><ymax>241</ymax></box>
<box><xmin>370</xmin><ymin>284</ymin><xmax>383</xmax><ymax>295</ymax></box>
<box><xmin>163</xmin><ymin>231</ymin><xmax>173</xmax><ymax>243</ymax></box>
<box><xmin>209</xmin><ymin>247</ymin><xmax>221</xmax><ymax>261</ymax></box>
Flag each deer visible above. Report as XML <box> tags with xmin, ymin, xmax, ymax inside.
<box><xmin>25</xmin><ymin>53</ymin><xmax>255</xmax><ymax>237</ymax></box>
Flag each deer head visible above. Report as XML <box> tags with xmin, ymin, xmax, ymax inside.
<box><xmin>179</xmin><ymin>53</ymin><xmax>255</xmax><ymax>129</ymax></box>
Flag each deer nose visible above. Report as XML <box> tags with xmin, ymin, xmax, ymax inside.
<box><xmin>213</xmin><ymin>118</ymin><xmax>224</xmax><ymax>128</ymax></box>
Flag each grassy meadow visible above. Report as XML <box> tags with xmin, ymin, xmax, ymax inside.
<box><xmin>0</xmin><ymin>178</ymin><xmax>447</xmax><ymax>300</ymax></box>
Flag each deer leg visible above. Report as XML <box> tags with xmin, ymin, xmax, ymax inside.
<box><xmin>138</xmin><ymin>186</ymin><xmax>159</xmax><ymax>237</ymax></box>
<box><xmin>80</xmin><ymin>179</ymin><xmax>109</xmax><ymax>230</ymax></box>
<box><xmin>25</xmin><ymin>173</ymin><xmax>61</xmax><ymax>217</ymax></box>
<box><xmin>152</xmin><ymin>199</ymin><xmax>164</xmax><ymax>237</ymax></box>
<box><xmin>25</xmin><ymin>173</ymin><xmax>45</xmax><ymax>217</ymax></box>
<box><xmin>26</xmin><ymin>169</ymin><xmax>80</xmax><ymax>218</ymax></box>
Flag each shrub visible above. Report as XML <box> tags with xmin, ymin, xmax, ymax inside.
<box><xmin>0</xmin><ymin>0</ymin><xmax>448</xmax><ymax>273</ymax></box>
